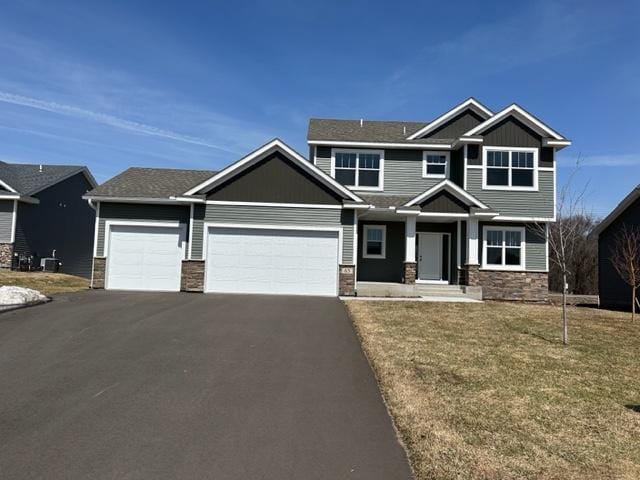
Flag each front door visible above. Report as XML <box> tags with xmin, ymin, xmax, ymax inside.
<box><xmin>417</xmin><ymin>233</ymin><xmax>445</xmax><ymax>282</ymax></box>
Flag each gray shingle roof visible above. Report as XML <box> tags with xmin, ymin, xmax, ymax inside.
<box><xmin>0</xmin><ymin>161</ymin><xmax>92</xmax><ymax>196</ymax></box>
<box><xmin>87</xmin><ymin>167</ymin><xmax>216</xmax><ymax>199</ymax></box>
<box><xmin>307</xmin><ymin>118</ymin><xmax>453</xmax><ymax>144</ymax></box>
<box><xmin>359</xmin><ymin>193</ymin><xmax>415</xmax><ymax>208</ymax></box>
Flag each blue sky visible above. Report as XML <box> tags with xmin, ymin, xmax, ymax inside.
<box><xmin>0</xmin><ymin>0</ymin><xmax>638</xmax><ymax>216</ymax></box>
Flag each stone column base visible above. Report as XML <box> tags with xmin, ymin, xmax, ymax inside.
<box><xmin>181</xmin><ymin>260</ymin><xmax>205</xmax><ymax>292</ymax></box>
<box><xmin>403</xmin><ymin>262</ymin><xmax>417</xmax><ymax>284</ymax></box>
<box><xmin>0</xmin><ymin>243</ymin><xmax>14</xmax><ymax>268</ymax></box>
<box><xmin>91</xmin><ymin>257</ymin><xmax>106</xmax><ymax>289</ymax></box>
<box><xmin>339</xmin><ymin>265</ymin><xmax>355</xmax><ymax>296</ymax></box>
<box><xmin>460</xmin><ymin>264</ymin><xmax>480</xmax><ymax>286</ymax></box>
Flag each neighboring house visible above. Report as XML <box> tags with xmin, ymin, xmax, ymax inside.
<box><xmin>592</xmin><ymin>185</ymin><xmax>640</xmax><ymax>310</ymax></box>
<box><xmin>0</xmin><ymin>161</ymin><xmax>97</xmax><ymax>277</ymax></box>
<box><xmin>85</xmin><ymin>98</ymin><xmax>571</xmax><ymax>300</ymax></box>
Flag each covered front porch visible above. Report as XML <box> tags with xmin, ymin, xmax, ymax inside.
<box><xmin>352</xmin><ymin>180</ymin><xmax>492</xmax><ymax>298</ymax></box>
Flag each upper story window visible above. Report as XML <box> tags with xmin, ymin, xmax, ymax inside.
<box><xmin>482</xmin><ymin>147</ymin><xmax>538</xmax><ymax>191</ymax></box>
<box><xmin>332</xmin><ymin>149</ymin><xmax>383</xmax><ymax>191</ymax></box>
<box><xmin>423</xmin><ymin>151</ymin><xmax>449</xmax><ymax>178</ymax></box>
<box><xmin>482</xmin><ymin>226</ymin><xmax>525</xmax><ymax>270</ymax></box>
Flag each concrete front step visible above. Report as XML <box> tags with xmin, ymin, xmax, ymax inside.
<box><xmin>356</xmin><ymin>282</ymin><xmax>482</xmax><ymax>300</ymax></box>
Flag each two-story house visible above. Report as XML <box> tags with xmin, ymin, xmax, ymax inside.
<box><xmin>85</xmin><ymin>99</ymin><xmax>570</xmax><ymax>300</ymax></box>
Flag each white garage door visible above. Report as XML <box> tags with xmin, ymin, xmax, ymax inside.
<box><xmin>106</xmin><ymin>224</ymin><xmax>185</xmax><ymax>292</ymax></box>
<box><xmin>206</xmin><ymin>227</ymin><xmax>339</xmax><ymax>296</ymax></box>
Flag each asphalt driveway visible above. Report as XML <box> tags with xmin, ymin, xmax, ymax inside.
<box><xmin>0</xmin><ymin>291</ymin><xmax>412</xmax><ymax>479</ymax></box>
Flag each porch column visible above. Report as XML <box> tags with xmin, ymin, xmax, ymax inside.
<box><xmin>403</xmin><ymin>215</ymin><xmax>417</xmax><ymax>284</ymax></box>
<box><xmin>467</xmin><ymin>217</ymin><xmax>479</xmax><ymax>264</ymax></box>
<box><xmin>463</xmin><ymin>217</ymin><xmax>480</xmax><ymax>286</ymax></box>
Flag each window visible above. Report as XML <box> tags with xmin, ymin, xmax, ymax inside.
<box><xmin>423</xmin><ymin>151</ymin><xmax>449</xmax><ymax>178</ymax></box>
<box><xmin>483</xmin><ymin>148</ymin><xmax>537</xmax><ymax>190</ymax></box>
<box><xmin>333</xmin><ymin>150</ymin><xmax>383</xmax><ymax>190</ymax></box>
<box><xmin>483</xmin><ymin>226</ymin><xmax>525</xmax><ymax>269</ymax></box>
<box><xmin>363</xmin><ymin>225</ymin><xmax>386</xmax><ymax>259</ymax></box>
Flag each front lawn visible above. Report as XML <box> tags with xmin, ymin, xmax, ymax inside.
<box><xmin>347</xmin><ymin>301</ymin><xmax>640</xmax><ymax>480</ymax></box>
<box><xmin>0</xmin><ymin>270</ymin><xmax>89</xmax><ymax>296</ymax></box>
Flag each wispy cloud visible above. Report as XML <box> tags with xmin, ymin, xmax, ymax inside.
<box><xmin>0</xmin><ymin>91</ymin><xmax>237</xmax><ymax>153</ymax></box>
<box><xmin>578</xmin><ymin>153</ymin><xmax>640</xmax><ymax>167</ymax></box>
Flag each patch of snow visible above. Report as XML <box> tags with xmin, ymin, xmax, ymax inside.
<box><xmin>0</xmin><ymin>286</ymin><xmax>48</xmax><ymax>306</ymax></box>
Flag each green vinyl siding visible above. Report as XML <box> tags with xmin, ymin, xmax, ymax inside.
<box><xmin>96</xmin><ymin>203</ymin><xmax>190</xmax><ymax>257</ymax></box>
<box><xmin>315</xmin><ymin>147</ymin><xmax>461</xmax><ymax>196</ymax></box>
<box><xmin>0</xmin><ymin>200</ymin><xmax>14</xmax><ymax>243</ymax></box>
<box><xmin>466</xmin><ymin>169</ymin><xmax>554</xmax><ymax>218</ymax></box>
<box><xmin>191</xmin><ymin>204</ymin><xmax>354</xmax><ymax>264</ymax></box>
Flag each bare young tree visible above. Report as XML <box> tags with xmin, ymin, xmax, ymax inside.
<box><xmin>533</xmin><ymin>164</ymin><xmax>589</xmax><ymax>345</ymax></box>
<box><xmin>609</xmin><ymin>224</ymin><xmax>640</xmax><ymax>321</ymax></box>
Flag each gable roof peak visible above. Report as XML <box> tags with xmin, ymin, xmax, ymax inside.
<box><xmin>406</xmin><ymin>98</ymin><xmax>493</xmax><ymax>140</ymax></box>
<box><xmin>184</xmin><ymin>138</ymin><xmax>363</xmax><ymax>202</ymax></box>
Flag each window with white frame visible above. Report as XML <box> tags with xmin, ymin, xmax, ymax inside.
<box><xmin>483</xmin><ymin>226</ymin><xmax>525</xmax><ymax>269</ymax></box>
<box><xmin>333</xmin><ymin>150</ymin><xmax>383</xmax><ymax>189</ymax></box>
<box><xmin>484</xmin><ymin>148</ymin><xmax>537</xmax><ymax>189</ymax></box>
<box><xmin>423</xmin><ymin>151</ymin><xmax>449</xmax><ymax>178</ymax></box>
<box><xmin>363</xmin><ymin>225</ymin><xmax>386</xmax><ymax>259</ymax></box>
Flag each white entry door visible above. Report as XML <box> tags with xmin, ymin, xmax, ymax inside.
<box><xmin>418</xmin><ymin>233</ymin><xmax>443</xmax><ymax>282</ymax></box>
<box><xmin>205</xmin><ymin>227</ymin><xmax>339</xmax><ymax>296</ymax></box>
<box><xmin>106</xmin><ymin>224</ymin><xmax>185</xmax><ymax>292</ymax></box>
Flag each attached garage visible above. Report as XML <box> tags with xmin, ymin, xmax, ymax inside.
<box><xmin>105</xmin><ymin>223</ymin><xmax>186</xmax><ymax>292</ymax></box>
<box><xmin>205</xmin><ymin>226</ymin><xmax>340</xmax><ymax>296</ymax></box>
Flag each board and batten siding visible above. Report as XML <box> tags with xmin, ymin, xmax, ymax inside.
<box><xmin>466</xmin><ymin>169</ymin><xmax>554</xmax><ymax>218</ymax></box>
<box><xmin>479</xmin><ymin>222</ymin><xmax>547</xmax><ymax>271</ymax></box>
<box><xmin>96</xmin><ymin>203</ymin><xmax>190</xmax><ymax>257</ymax></box>
<box><xmin>315</xmin><ymin>147</ymin><xmax>455</xmax><ymax>196</ymax></box>
<box><xmin>191</xmin><ymin>204</ymin><xmax>355</xmax><ymax>264</ymax></box>
<box><xmin>0</xmin><ymin>200</ymin><xmax>14</xmax><ymax>243</ymax></box>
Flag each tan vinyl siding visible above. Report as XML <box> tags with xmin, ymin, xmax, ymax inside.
<box><xmin>96</xmin><ymin>203</ymin><xmax>190</xmax><ymax>256</ymax></box>
<box><xmin>191</xmin><ymin>204</ymin><xmax>353</xmax><ymax>263</ymax></box>
<box><xmin>466</xmin><ymin>169</ymin><xmax>554</xmax><ymax>218</ymax></box>
<box><xmin>0</xmin><ymin>200</ymin><xmax>14</xmax><ymax>243</ymax></box>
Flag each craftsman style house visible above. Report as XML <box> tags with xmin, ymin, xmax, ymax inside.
<box><xmin>85</xmin><ymin>99</ymin><xmax>570</xmax><ymax>300</ymax></box>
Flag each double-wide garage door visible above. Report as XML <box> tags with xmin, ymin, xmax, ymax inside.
<box><xmin>205</xmin><ymin>227</ymin><xmax>339</xmax><ymax>296</ymax></box>
<box><xmin>106</xmin><ymin>225</ymin><xmax>185</xmax><ymax>292</ymax></box>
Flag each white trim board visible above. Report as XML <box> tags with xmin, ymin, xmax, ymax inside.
<box><xmin>308</xmin><ymin>140</ymin><xmax>453</xmax><ymax>150</ymax></box>
<box><xmin>407</xmin><ymin>98</ymin><xmax>493</xmax><ymax>140</ymax></box>
<box><xmin>204</xmin><ymin>200</ymin><xmax>344</xmax><ymax>209</ymax></box>
<box><xmin>463</xmin><ymin>103</ymin><xmax>567</xmax><ymax>140</ymax></box>
<box><xmin>184</xmin><ymin>138</ymin><xmax>363</xmax><ymax>202</ymax></box>
<box><xmin>404</xmin><ymin>179</ymin><xmax>490</xmax><ymax>209</ymax></box>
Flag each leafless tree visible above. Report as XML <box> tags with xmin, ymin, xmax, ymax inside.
<box><xmin>609</xmin><ymin>224</ymin><xmax>640</xmax><ymax>321</ymax></box>
<box><xmin>548</xmin><ymin>214</ymin><xmax>598</xmax><ymax>295</ymax></box>
<box><xmin>533</xmin><ymin>163</ymin><xmax>589</xmax><ymax>345</ymax></box>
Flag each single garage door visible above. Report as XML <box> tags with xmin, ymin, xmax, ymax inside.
<box><xmin>206</xmin><ymin>227</ymin><xmax>339</xmax><ymax>296</ymax></box>
<box><xmin>106</xmin><ymin>224</ymin><xmax>185</xmax><ymax>292</ymax></box>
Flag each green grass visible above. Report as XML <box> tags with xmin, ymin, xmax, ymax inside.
<box><xmin>0</xmin><ymin>270</ymin><xmax>89</xmax><ymax>296</ymax></box>
<box><xmin>346</xmin><ymin>300</ymin><xmax>640</xmax><ymax>480</ymax></box>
